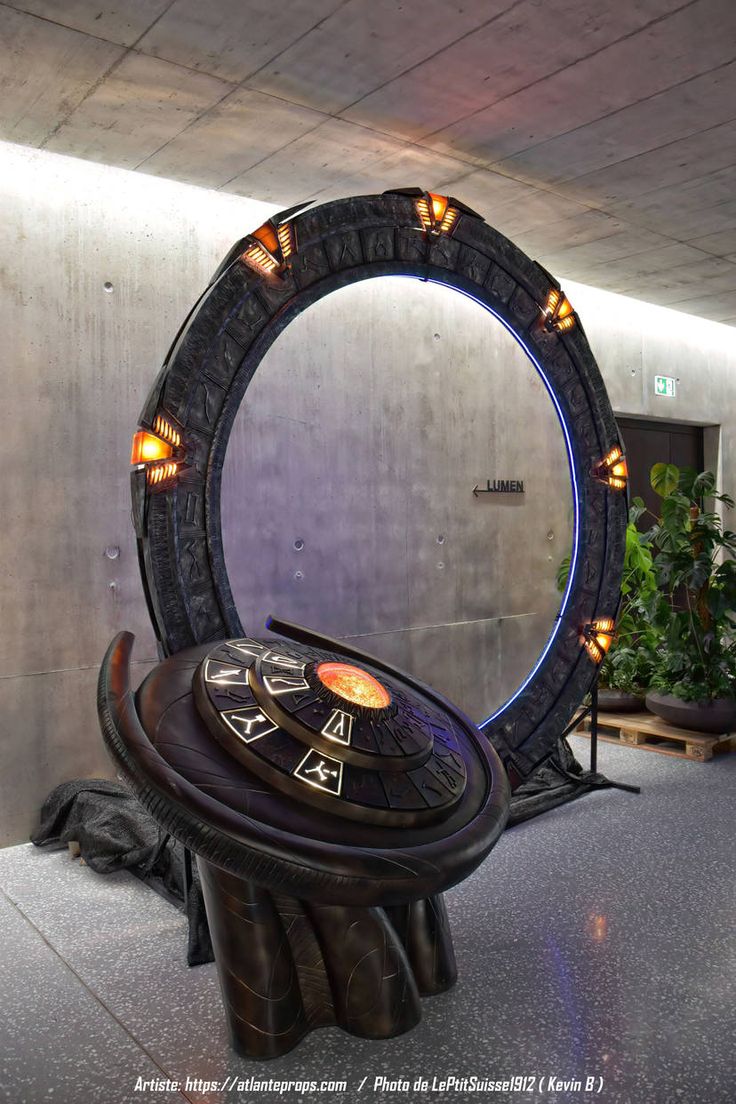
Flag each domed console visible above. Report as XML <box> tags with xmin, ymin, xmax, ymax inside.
<box><xmin>99</xmin><ymin>618</ymin><xmax>509</xmax><ymax>1057</ymax></box>
<box><xmin>195</xmin><ymin>634</ymin><xmax>468</xmax><ymax>826</ymax></box>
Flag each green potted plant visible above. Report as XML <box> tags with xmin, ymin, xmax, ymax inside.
<box><xmin>557</xmin><ymin>521</ymin><xmax>659</xmax><ymax>711</ymax></box>
<box><xmin>640</xmin><ymin>464</ymin><xmax>736</xmax><ymax>733</ymax></box>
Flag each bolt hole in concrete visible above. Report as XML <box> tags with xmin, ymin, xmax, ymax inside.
<box><xmin>103</xmin><ymin>281</ymin><xmax>114</xmax><ymax>293</ymax></box>
<box><xmin>221</xmin><ymin>278</ymin><xmax>573</xmax><ymax>723</ymax></box>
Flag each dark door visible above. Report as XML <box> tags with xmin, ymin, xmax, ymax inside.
<box><xmin>616</xmin><ymin>417</ymin><xmax>704</xmax><ymax>523</ymax></box>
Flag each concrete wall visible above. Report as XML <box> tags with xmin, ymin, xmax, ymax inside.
<box><xmin>0</xmin><ymin>142</ymin><xmax>275</xmax><ymax>846</ymax></box>
<box><xmin>2</xmin><ymin>140</ymin><xmax>736</xmax><ymax>846</ymax></box>
<box><xmin>566</xmin><ymin>280</ymin><xmax>730</xmax><ymax>481</ymax></box>
<box><xmin>221</xmin><ymin>277</ymin><xmax>572</xmax><ymax>723</ymax></box>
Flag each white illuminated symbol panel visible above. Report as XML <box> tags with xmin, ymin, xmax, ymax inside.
<box><xmin>321</xmin><ymin>709</ymin><xmax>353</xmax><ymax>746</ymax></box>
<box><xmin>294</xmin><ymin>748</ymin><xmax>343</xmax><ymax>796</ymax></box>
<box><xmin>204</xmin><ymin>660</ymin><xmax>249</xmax><ymax>686</ymax></box>
<box><xmin>222</xmin><ymin>708</ymin><xmax>278</xmax><ymax>744</ymax></box>
<box><xmin>228</xmin><ymin>640</ymin><xmax>267</xmax><ymax>660</ymax></box>
<box><xmin>264</xmin><ymin>674</ymin><xmax>310</xmax><ymax>696</ymax></box>
<box><xmin>264</xmin><ymin>651</ymin><xmax>307</xmax><ymax>673</ymax></box>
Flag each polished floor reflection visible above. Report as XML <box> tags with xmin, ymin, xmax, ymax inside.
<box><xmin>0</xmin><ymin>736</ymin><xmax>733</xmax><ymax>1104</ymax></box>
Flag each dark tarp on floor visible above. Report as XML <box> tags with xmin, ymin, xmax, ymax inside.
<box><xmin>31</xmin><ymin>738</ymin><xmax>595</xmax><ymax>967</ymax></box>
<box><xmin>506</xmin><ymin>736</ymin><xmax>597</xmax><ymax>825</ymax></box>
<box><xmin>31</xmin><ymin>779</ymin><xmax>212</xmax><ymax>966</ymax></box>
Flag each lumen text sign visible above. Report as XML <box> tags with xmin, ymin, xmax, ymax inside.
<box><xmin>473</xmin><ymin>479</ymin><xmax>525</xmax><ymax>497</ymax></box>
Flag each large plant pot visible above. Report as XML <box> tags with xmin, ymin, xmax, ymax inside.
<box><xmin>598</xmin><ymin>689</ymin><xmax>646</xmax><ymax>713</ymax></box>
<box><xmin>645</xmin><ymin>691</ymin><xmax>736</xmax><ymax>734</ymax></box>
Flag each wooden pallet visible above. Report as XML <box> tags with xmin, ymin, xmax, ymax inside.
<box><xmin>575</xmin><ymin>710</ymin><xmax>735</xmax><ymax>762</ymax></box>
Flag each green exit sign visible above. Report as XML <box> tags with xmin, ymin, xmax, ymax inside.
<box><xmin>654</xmin><ymin>375</ymin><xmax>676</xmax><ymax>397</ymax></box>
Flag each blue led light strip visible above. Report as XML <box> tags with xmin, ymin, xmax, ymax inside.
<box><xmin>402</xmin><ymin>277</ymin><xmax>582</xmax><ymax>728</ymax></box>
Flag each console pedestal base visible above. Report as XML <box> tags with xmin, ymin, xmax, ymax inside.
<box><xmin>198</xmin><ymin>860</ymin><xmax>457</xmax><ymax>1058</ymax></box>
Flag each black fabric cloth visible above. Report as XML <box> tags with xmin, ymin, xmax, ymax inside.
<box><xmin>32</xmin><ymin>779</ymin><xmax>159</xmax><ymax>872</ymax></box>
<box><xmin>507</xmin><ymin>736</ymin><xmax>595</xmax><ymax>826</ymax></box>
<box><xmin>31</xmin><ymin>779</ymin><xmax>213</xmax><ymax>966</ymax></box>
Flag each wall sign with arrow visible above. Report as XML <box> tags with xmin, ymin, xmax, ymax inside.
<box><xmin>473</xmin><ymin>479</ymin><xmax>525</xmax><ymax>497</ymax></box>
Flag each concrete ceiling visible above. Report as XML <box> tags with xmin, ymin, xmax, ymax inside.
<box><xmin>2</xmin><ymin>0</ymin><xmax>736</xmax><ymax>324</ymax></box>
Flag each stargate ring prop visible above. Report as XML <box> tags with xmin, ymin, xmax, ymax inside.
<box><xmin>99</xmin><ymin>188</ymin><xmax>626</xmax><ymax>1057</ymax></box>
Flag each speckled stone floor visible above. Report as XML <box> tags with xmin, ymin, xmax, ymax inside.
<box><xmin>0</xmin><ymin>736</ymin><xmax>734</xmax><ymax>1104</ymax></box>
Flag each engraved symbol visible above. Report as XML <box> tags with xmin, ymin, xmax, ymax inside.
<box><xmin>184</xmin><ymin>491</ymin><xmax>199</xmax><ymax>525</ymax></box>
<box><xmin>294</xmin><ymin>749</ymin><xmax>343</xmax><ymax>795</ymax></box>
<box><xmin>421</xmin><ymin>781</ymin><xmax>443</xmax><ymax>799</ymax></box>
<box><xmin>393</xmin><ymin>725</ymin><xmax>417</xmax><ymax>748</ymax></box>
<box><xmin>228</xmin><ymin>639</ymin><xmax>267</xmax><ymax>660</ymax></box>
<box><xmin>298</xmin><ymin>248</ymin><xmax>327</xmax><ymax>274</ymax></box>
<box><xmin>435</xmin><ymin>747</ymin><xmax>464</xmax><ymax>775</ymax></box>
<box><xmin>181</xmin><ymin>539</ymin><xmax>202</xmax><ymax>581</ymax></box>
<box><xmin>264</xmin><ymin>674</ymin><xmax>310</xmax><ymax>696</ymax></box>
<box><xmin>219</xmin><ymin>686</ymin><xmax>255</xmax><ymax>706</ymax></box>
<box><xmin>430</xmin><ymin>725</ymin><xmax>457</xmax><ymax>750</ymax></box>
<box><xmin>336</xmin><ymin>237</ymin><xmax>360</xmax><ymax>266</ymax></box>
<box><xmin>199</xmin><ymin>379</ymin><xmax>218</xmax><ymax>425</ymax></box>
<box><xmin>222</xmin><ymin>708</ymin><xmax>277</xmax><ymax>743</ymax></box>
<box><xmin>205</xmin><ymin>660</ymin><xmax>249</xmax><ymax>686</ymax></box>
<box><xmin>321</xmin><ymin>709</ymin><xmax>353</xmax><ymax>745</ymax></box>
<box><xmin>264</xmin><ymin>651</ymin><xmax>306</xmax><ymax>673</ymax></box>
<box><xmin>389</xmin><ymin>779</ymin><xmax>410</xmax><ymax>798</ymax></box>
<box><xmin>430</xmin><ymin>760</ymin><xmax>460</xmax><ymax>791</ymax></box>
<box><xmin>239</xmin><ymin>301</ymin><xmax>265</xmax><ymax>331</ymax></box>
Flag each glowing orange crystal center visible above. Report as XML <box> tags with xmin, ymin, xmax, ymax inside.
<box><xmin>316</xmin><ymin>662</ymin><xmax>391</xmax><ymax>709</ymax></box>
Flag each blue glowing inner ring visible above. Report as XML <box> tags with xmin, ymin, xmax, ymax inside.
<box><xmin>416</xmin><ymin>280</ymin><xmax>581</xmax><ymax>727</ymax></box>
